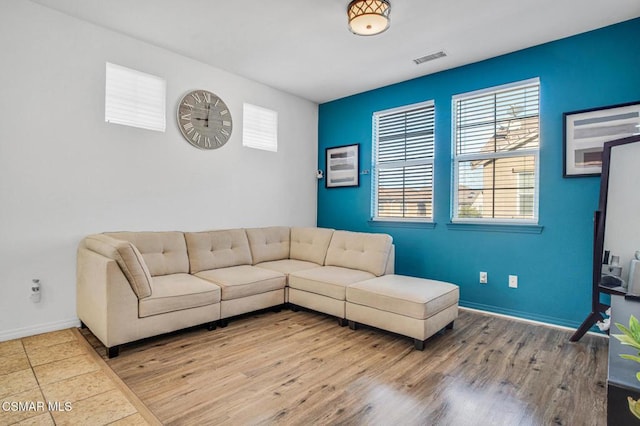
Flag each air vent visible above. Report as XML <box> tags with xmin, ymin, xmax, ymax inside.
<box><xmin>413</xmin><ymin>51</ymin><xmax>447</xmax><ymax>65</ymax></box>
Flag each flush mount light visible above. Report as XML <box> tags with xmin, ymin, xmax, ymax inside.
<box><xmin>347</xmin><ymin>0</ymin><xmax>391</xmax><ymax>36</ymax></box>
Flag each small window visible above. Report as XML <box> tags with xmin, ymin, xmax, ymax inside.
<box><xmin>452</xmin><ymin>79</ymin><xmax>540</xmax><ymax>223</ymax></box>
<box><xmin>372</xmin><ymin>101</ymin><xmax>435</xmax><ymax>221</ymax></box>
<box><xmin>105</xmin><ymin>63</ymin><xmax>166</xmax><ymax>132</ymax></box>
<box><xmin>243</xmin><ymin>103</ymin><xmax>278</xmax><ymax>152</ymax></box>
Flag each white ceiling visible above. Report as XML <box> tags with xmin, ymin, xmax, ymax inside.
<box><xmin>30</xmin><ymin>0</ymin><xmax>640</xmax><ymax>103</ymax></box>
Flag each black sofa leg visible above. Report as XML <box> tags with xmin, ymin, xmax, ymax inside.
<box><xmin>290</xmin><ymin>304</ymin><xmax>300</xmax><ymax>312</ymax></box>
<box><xmin>107</xmin><ymin>345</ymin><xmax>120</xmax><ymax>358</ymax></box>
<box><xmin>207</xmin><ymin>321</ymin><xmax>217</xmax><ymax>331</ymax></box>
<box><xmin>272</xmin><ymin>305</ymin><xmax>282</xmax><ymax>313</ymax></box>
<box><xmin>338</xmin><ymin>318</ymin><xmax>348</xmax><ymax>327</ymax></box>
<box><xmin>219</xmin><ymin>319</ymin><xmax>229</xmax><ymax>328</ymax></box>
<box><xmin>80</xmin><ymin>321</ymin><xmax>87</xmax><ymax>329</ymax></box>
<box><xmin>446</xmin><ymin>320</ymin><xmax>454</xmax><ymax>330</ymax></box>
<box><xmin>414</xmin><ymin>339</ymin><xmax>425</xmax><ymax>351</ymax></box>
<box><xmin>348</xmin><ymin>320</ymin><xmax>358</xmax><ymax>330</ymax></box>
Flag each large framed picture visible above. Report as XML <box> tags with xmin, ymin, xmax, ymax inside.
<box><xmin>325</xmin><ymin>143</ymin><xmax>359</xmax><ymax>188</ymax></box>
<box><xmin>563</xmin><ymin>101</ymin><xmax>640</xmax><ymax>177</ymax></box>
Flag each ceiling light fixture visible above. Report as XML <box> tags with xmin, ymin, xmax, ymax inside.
<box><xmin>347</xmin><ymin>0</ymin><xmax>391</xmax><ymax>36</ymax></box>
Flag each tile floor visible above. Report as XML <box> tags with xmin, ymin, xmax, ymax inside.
<box><xmin>0</xmin><ymin>328</ymin><xmax>157</xmax><ymax>425</ymax></box>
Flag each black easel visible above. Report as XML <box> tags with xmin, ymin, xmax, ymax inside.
<box><xmin>570</xmin><ymin>210</ymin><xmax>608</xmax><ymax>341</ymax></box>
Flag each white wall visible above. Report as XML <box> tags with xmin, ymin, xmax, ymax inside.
<box><xmin>0</xmin><ymin>1</ymin><xmax>318</xmax><ymax>340</ymax></box>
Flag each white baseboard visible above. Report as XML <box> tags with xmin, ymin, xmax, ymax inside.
<box><xmin>0</xmin><ymin>318</ymin><xmax>81</xmax><ymax>342</ymax></box>
<box><xmin>459</xmin><ymin>306</ymin><xmax>607</xmax><ymax>338</ymax></box>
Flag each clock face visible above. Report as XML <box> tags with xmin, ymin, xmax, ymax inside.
<box><xmin>177</xmin><ymin>90</ymin><xmax>233</xmax><ymax>150</ymax></box>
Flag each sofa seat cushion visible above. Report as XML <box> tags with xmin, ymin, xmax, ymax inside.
<box><xmin>346</xmin><ymin>275</ymin><xmax>459</xmax><ymax>320</ymax></box>
<box><xmin>255</xmin><ymin>259</ymin><xmax>322</xmax><ymax>277</ymax></box>
<box><xmin>138</xmin><ymin>274</ymin><xmax>221</xmax><ymax>318</ymax></box>
<box><xmin>195</xmin><ymin>265</ymin><xmax>286</xmax><ymax>301</ymax></box>
<box><xmin>289</xmin><ymin>266</ymin><xmax>375</xmax><ymax>301</ymax></box>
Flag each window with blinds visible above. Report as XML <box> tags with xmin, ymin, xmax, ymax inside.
<box><xmin>243</xmin><ymin>103</ymin><xmax>278</xmax><ymax>152</ymax></box>
<box><xmin>105</xmin><ymin>62</ymin><xmax>166</xmax><ymax>132</ymax></box>
<box><xmin>372</xmin><ymin>101</ymin><xmax>435</xmax><ymax>221</ymax></box>
<box><xmin>452</xmin><ymin>78</ymin><xmax>540</xmax><ymax>223</ymax></box>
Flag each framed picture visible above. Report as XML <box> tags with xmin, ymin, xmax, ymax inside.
<box><xmin>563</xmin><ymin>101</ymin><xmax>640</xmax><ymax>177</ymax></box>
<box><xmin>325</xmin><ymin>143</ymin><xmax>360</xmax><ymax>188</ymax></box>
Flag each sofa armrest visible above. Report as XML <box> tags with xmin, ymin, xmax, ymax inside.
<box><xmin>82</xmin><ymin>234</ymin><xmax>152</xmax><ymax>298</ymax></box>
<box><xmin>76</xmin><ymin>248</ymin><xmax>141</xmax><ymax>348</ymax></box>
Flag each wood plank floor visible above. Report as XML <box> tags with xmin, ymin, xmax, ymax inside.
<box><xmin>82</xmin><ymin>309</ymin><xmax>608</xmax><ymax>426</ymax></box>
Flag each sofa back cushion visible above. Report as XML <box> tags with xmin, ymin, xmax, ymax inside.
<box><xmin>105</xmin><ymin>231</ymin><xmax>189</xmax><ymax>277</ymax></box>
<box><xmin>185</xmin><ymin>229</ymin><xmax>252</xmax><ymax>273</ymax></box>
<box><xmin>83</xmin><ymin>234</ymin><xmax>153</xmax><ymax>298</ymax></box>
<box><xmin>290</xmin><ymin>227</ymin><xmax>334</xmax><ymax>265</ymax></box>
<box><xmin>246</xmin><ymin>227</ymin><xmax>290</xmax><ymax>264</ymax></box>
<box><xmin>324</xmin><ymin>230</ymin><xmax>392</xmax><ymax>276</ymax></box>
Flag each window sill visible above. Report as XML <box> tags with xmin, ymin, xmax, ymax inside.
<box><xmin>446</xmin><ymin>222</ymin><xmax>543</xmax><ymax>234</ymax></box>
<box><xmin>368</xmin><ymin>220</ymin><xmax>436</xmax><ymax>230</ymax></box>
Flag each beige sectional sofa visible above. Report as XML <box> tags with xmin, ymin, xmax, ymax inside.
<box><xmin>77</xmin><ymin>226</ymin><xmax>457</xmax><ymax>357</ymax></box>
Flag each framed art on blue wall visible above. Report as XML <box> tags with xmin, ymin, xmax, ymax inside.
<box><xmin>563</xmin><ymin>101</ymin><xmax>640</xmax><ymax>177</ymax></box>
<box><xmin>325</xmin><ymin>143</ymin><xmax>360</xmax><ymax>188</ymax></box>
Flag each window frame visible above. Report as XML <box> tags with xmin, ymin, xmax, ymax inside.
<box><xmin>372</xmin><ymin>100</ymin><xmax>436</xmax><ymax>223</ymax></box>
<box><xmin>451</xmin><ymin>78</ymin><xmax>540</xmax><ymax>225</ymax></box>
<box><xmin>104</xmin><ymin>62</ymin><xmax>166</xmax><ymax>132</ymax></box>
<box><xmin>242</xmin><ymin>103</ymin><xmax>278</xmax><ymax>152</ymax></box>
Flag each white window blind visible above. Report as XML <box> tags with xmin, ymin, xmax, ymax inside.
<box><xmin>373</xmin><ymin>101</ymin><xmax>435</xmax><ymax>221</ymax></box>
<box><xmin>243</xmin><ymin>103</ymin><xmax>278</xmax><ymax>152</ymax></box>
<box><xmin>105</xmin><ymin>62</ymin><xmax>166</xmax><ymax>132</ymax></box>
<box><xmin>453</xmin><ymin>79</ymin><xmax>540</xmax><ymax>223</ymax></box>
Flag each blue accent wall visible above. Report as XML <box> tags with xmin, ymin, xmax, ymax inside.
<box><xmin>317</xmin><ymin>18</ymin><xmax>640</xmax><ymax>328</ymax></box>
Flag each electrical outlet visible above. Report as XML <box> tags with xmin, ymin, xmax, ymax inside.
<box><xmin>479</xmin><ymin>271</ymin><xmax>488</xmax><ymax>284</ymax></box>
<box><xmin>509</xmin><ymin>275</ymin><xmax>518</xmax><ymax>288</ymax></box>
<box><xmin>30</xmin><ymin>278</ymin><xmax>41</xmax><ymax>303</ymax></box>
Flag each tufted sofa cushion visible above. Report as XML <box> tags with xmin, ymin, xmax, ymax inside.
<box><xmin>106</xmin><ymin>231</ymin><xmax>189</xmax><ymax>277</ymax></box>
<box><xmin>324</xmin><ymin>230</ymin><xmax>393</xmax><ymax>277</ymax></box>
<box><xmin>185</xmin><ymin>229</ymin><xmax>253</xmax><ymax>274</ymax></box>
<box><xmin>83</xmin><ymin>234</ymin><xmax>153</xmax><ymax>299</ymax></box>
<box><xmin>196</xmin><ymin>265</ymin><xmax>286</xmax><ymax>301</ymax></box>
<box><xmin>290</xmin><ymin>227</ymin><xmax>334</xmax><ymax>265</ymax></box>
<box><xmin>246</xmin><ymin>227</ymin><xmax>290</xmax><ymax>264</ymax></box>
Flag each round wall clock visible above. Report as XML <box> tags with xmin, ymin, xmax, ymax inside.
<box><xmin>177</xmin><ymin>90</ymin><xmax>233</xmax><ymax>150</ymax></box>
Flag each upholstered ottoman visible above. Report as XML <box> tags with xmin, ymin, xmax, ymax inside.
<box><xmin>345</xmin><ymin>274</ymin><xmax>459</xmax><ymax>350</ymax></box>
